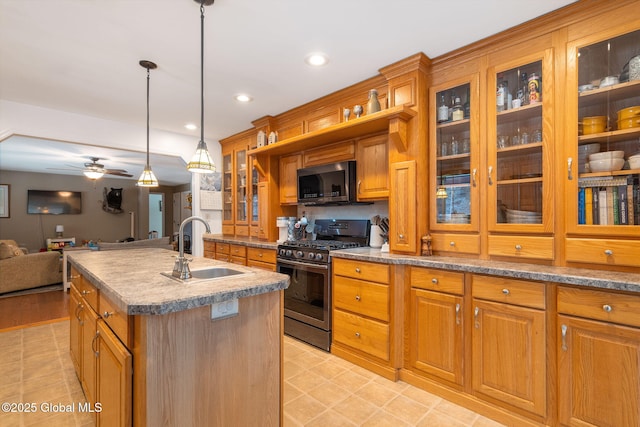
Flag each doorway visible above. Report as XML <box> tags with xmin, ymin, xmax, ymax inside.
<box><xmin>149</xmin><ymin>193</ymin><xmax>164</xmax><ymax>237</ymax></box>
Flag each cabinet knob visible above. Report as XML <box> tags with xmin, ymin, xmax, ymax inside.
<box><xmin>567</xmin><ymin>157</ymin><xmax>573</xmax><ymax>181</ymax></box>
<box><xmin>399</xmin><ymin>234</ymin><xmax>404</xmax><ymax>239</ymax></box>
<box><xmin>488</xmin><ymin>166</ymin><xmax>493</xmax><ymax>186</ymax></box>
<box><xmin>604</xmin><ymin>249</ymin><xmax>613</xmax><ymax>256</ymax></box>
<box><xmin>431</xmin><ymin>278</ymin><xmax>438</xmax><ymax>284</ymax></box>
<box><xmin>102</xmin><ymin>311</ymin><xmax>114</xmax><ymax>318</ymax></box>
<box><xmin>472</xmin><ymin>168</ymin><xmax>477</xmax><ymax>187</ymax></box>
<box><xmin>515</xmin><ymin>244</ymin><xmax>522</xmax><ymax>251</ymax></box>
<box><xmin>450</xmin><ymin>241</ymin><xmax>456</xmax><ymax>247</ymax></box>
<box><xmin>602</xmin><ymin>304</ymin><xmax>612</xmax><ymax>313</ymax></box>
<box><xmin>502</xmin><ymin>288</ymin><xmax>510</xmax><ymax>295</ymax></box>
<box><xmin>355</xmin><ymin>332</ymin><xmax>361</xmax><ymax>338</ymax></box>
<box><xmin>355</xmin><ymin>267</ymin><xmax>361</xmax><ymax>273</ymax></box>
<box><xmin>355</xmin><ymin>295</ymin><xmax>361</xmax><ymax>301</ymax></box>
<box><xmin>258</xmin><ymin>253</ymin><xmax>263</xmax><ymax>257</ymax></box>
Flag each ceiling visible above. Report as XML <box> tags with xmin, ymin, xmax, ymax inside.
<box><xmin>0</xmin><ymin>0</ymin><xmax>576</xmax><ymax>186</ymax></box>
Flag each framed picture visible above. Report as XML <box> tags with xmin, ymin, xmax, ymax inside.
<box><xmin>0</xmin><ymin>184</ymin><xmax>9</xmax><ymax>218</ymax></box>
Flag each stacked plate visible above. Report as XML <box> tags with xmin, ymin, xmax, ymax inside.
<box><xmin>505</xmin><ymin>209</ymin><xmax>542</xmax><ymax>224</ymax></box>
<box><xmin>587</xmin><ymin>151</ymin><xmax>625</xmax><ymax>172</ymax></box>
<box><xmin>578</xmin><ymin>143</ymin><xmax>600</xmax><ymax>172</ymax></box>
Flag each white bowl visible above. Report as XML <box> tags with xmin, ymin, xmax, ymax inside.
<box><xmin>629</xmin><ymin>157</ymin><xmax>640</xmax><ymax>169</ymax></box>
<box><xmin>587</xmin><ymin>158</ymin><xmax>625</xmax><ymax>172</ymax></box>
<box><xmin>588</xmin><ymin>150</ymin><xmax>625</xmax><ymax>161</ymax></box>
<box><xmin>599</xmin><ymin>75</ymin><xmax>619</xmax><ymax>88</ymax></box>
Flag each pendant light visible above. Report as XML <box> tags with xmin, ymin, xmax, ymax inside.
<box><xmin>137</xmin><ymin>60</ymin><xmax>159</xmax><ymax>187</ymax></box>
<box><xmin>187</xmin><ymin>0</ymin><xmax>216</xmax><ymax>174</ymax></box>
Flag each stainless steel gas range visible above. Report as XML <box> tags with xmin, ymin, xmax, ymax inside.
<box><xmin>277</xmin><ymin>219</ymin><xmax>370</xmax><ymax>351</ymax></box>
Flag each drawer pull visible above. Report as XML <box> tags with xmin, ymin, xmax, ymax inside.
<box><xmin>567</xmin><ymin>157</ymin><xmax>573</xmax><ymax>181</ymax></box>
<box><xmin>92</xmin><ymin>330</ymin><xmax>100</xmax><ymax>357</ymax></box>
<box><xmin>81</xmin><ymin>289</ymin><xmax>93</xmax><ymax>295</ymax></box>
<box><xmin>102</xmin><ymin>311</ymin><xmax>114</xmax><ymax>319</ymax></box>
<box><xmin>515</xmin><ymin>245</ymin><xmax>522</xmax><ymax>251</ymax></box>
<box><xmin>488</xmin><ymin>166</ymin><xmax>493</xmax><ymax>186</ymax></box>
<box><xmin>502</xmin><ymin>288</ymin><xmax>510</xmax><ymax>295</ymax></box>
<box><xmin>455</xmin><ymin>303</ymin><xmax>461</xmax><ymax>325</ymax></box>
<box><xmin>431</xmin><ymin>278</ymin><xmax>438</xmax><ymax>284</ymax></box>
<box><xmin>355</xmin><ymin>295</ymin><xmax>361</xmax><ymax>301</ymax></box>
<box><xmin>355</xmin><ymin>332</ymin><xmax>361</xmax><ymax>338</ymax></box>
<box><xmin>604</xmin><ymin>249</ymin><xmax>613</xmax><ymax>256</ymax></box>
<box><xmin>561</xmin><ymin>324</ymin><xmax>568</xmax><ymax>351</ymax></box>
<box><xmin>355</xmin><ymin>267</ymin><xmax>361</xmax><ymax>273</ymax></box>
<box><xmin>70</xmin><ymin>274</ymin><xmax>80</xmax><ymax>279</ymax></box>
<box><xmin>399</xmin><ymin>234</ymin><xmax>404</xmax><ymax>239</ymax></box>
<box><xmin>449</xmin><ymin>241</ymin><xmax>456</xmax><ymax>247</ymax></box>
<box><xmin>602</xmin><ymin>304</ymin><xmax>612</xmax><ymax>313</ymax></box>
<box><xmin>259</xmin><ymin>253</ymin><xmax>263</xmax><ymax>257</ymax></box>
<box><xmin>472</xmin><ymin>168</ymin><xmax>477</xmax><ymax>187</ymax></box>
<box><xmin>474</xmin><ymin>307</ymin><xmax>480</xmax><ymax>329</ymax></box>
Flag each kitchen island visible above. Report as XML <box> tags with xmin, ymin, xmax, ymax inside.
<box><xmin>67</xmin><ymin>248</ymin><xmax>289</xmax><ymax>427</ymax></box>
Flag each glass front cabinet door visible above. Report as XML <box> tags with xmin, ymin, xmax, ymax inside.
<box><xmin>566</xmin><ymin>29</ymin><xmax>640</xmax><ymax>237</ymax></box>
<box><xmin>430</xmin><ymin>75</ymin><xmax>480</xmax><ymax>234</ymax></box>
<box><xmin>487</xmin><ymin>49</ymin><xmax>554</xmax><ymax>234</ymax></box>
<box><xmin>222</xmin><ymin>153</ymin><xmax>233</xmax><ymax>224</ymax></box>
<box><xmin>235</xmin><ymin>148</ymin><xmax>248</xmax><ymax>225</ymax></box>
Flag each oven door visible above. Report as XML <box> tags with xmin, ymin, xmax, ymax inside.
<box><xmin>277</xmin><ymin>258</ymin><xmax>330</xmax><ymax>331</ymax></box>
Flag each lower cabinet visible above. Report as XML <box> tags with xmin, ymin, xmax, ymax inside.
<box><xmin>246</xmin><ymin>247</ymin><xmax>276</xmax><ymax>271</ymax></box>
<box><xmin>557</xmin><ymin>286</ymin><xmax>640</xmax><ymax>427</ymax></box>
<box><xmin>471</xmin><ymin>275</ymin><xmax>546</xmax><ymax>418</ymax></box>
<box><xmin>409</xmin><ymin>267</ymin><xmax>464</xmax><ymax>387</ymax></box>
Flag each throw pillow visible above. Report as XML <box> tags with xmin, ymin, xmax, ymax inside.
<box><xmin>0</xmin><ymin>242</ymin><xmax>18</xmax><ymax>259</ymax></box>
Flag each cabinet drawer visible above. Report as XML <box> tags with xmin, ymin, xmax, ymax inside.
<box><xmin>334</xmin><ymin>276</ymin><xmax>389</xmax><ymax>321</ymax></box>
<box><xmin>247</xmin><ymin>247</ymin><xmax>276</xmax><ymax>264</ymax></box>
<box><xmin>430</xmin><ymin>233</ymin><xmax>480</xmax><ymax>255</ymax></box>
<box><xmin>565</xmin><ymin>238</ymin><xmax>640</xmax><ymax>268</ymax></box>
<box><xmin>234</xmin><ymin>226</ymin><xmax>249</xmax><ymax>237</ymax></box>
<box><xmin>558</xmin><ymin>286</ymin><xmax>640</xmax><ymax>328</ymax></box>
<box><xmin>247</xmin><ymin>260</ymin><xmax>276</xmax><ymax>271</ymax></box>
<box><xmin>230</xmin><ymin>244</ymin><xmax>246</xmax><ymax>258</ymax></box>
<box><xmin>488</xmin><ymin>235</ymin><xmax>554</xmax><ymax>260</ymax></box>
<box><xmin>230</xmin><ymin>256</ymin><xmax>246</xmax><ymax>266</ymax></box>
<box><xmin>333</xmin><ymin>259</ymin><xmax>390</xmax><ymax>284</ymax></box>
<box><xmin>411</xmin><ymin>267</ymin><xmax>464</xmax><ymax>295</ymax></box>
<box><xmin>333</xmin><ymin>309</ymin><xmax>389</xmax><ymax>361</ymax></box>
<box><xmin>472</xmin><ymin>275</ymin><xmax>545</xmax><ymax>309</ymax></box>
<box><xmin>99</xmin><ymin>292</ymin><xmax>132</xmax><ymax>348</ymax></box>
<box><xmin>215</xmin><ymin>254</ymin><xmax>230</xmax><ymax>262</ymax></box>
<box><xmin>73</xmin><ymin>270</ymin><xmax>99</xmax><ymax>312</ymax></box>
<box><xmin>221</xmin><ymin>225</ymin><xmax>235</xmax><ymax>236</ymax></box>
<box><xmin>215</xmin><ymin>243</ymin><xmax>230</xmax><ymax>255</ymax></box>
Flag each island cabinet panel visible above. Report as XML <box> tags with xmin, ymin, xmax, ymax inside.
<box><xmin>69</xmin><ymin>285</ymin><xmax>83</xmax><ymax>376</ymax></box>
<box><xmin>96</xmin><ymin>319</ymin><xmax>132</xmax><ymax>427</ymax></box>
<box><xmin>471</xmin><ymin>275</ymin><xmax>547</xmax><ymax>418</ymax></box>
<box><xmin>558</xmin><ymin>286</ymin><xmax>640</xmax><ymax>427</ymax></box>
<box><xmin>133</xmin><ymin>290</ymin><xmax>282</xmax><ymax>427</ymax></box>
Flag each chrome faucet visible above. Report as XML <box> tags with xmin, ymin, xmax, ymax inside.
<box><xmin>172</xmin><ymin>215</ymin><xmax>211</xmax><ymax>280</ymax></box>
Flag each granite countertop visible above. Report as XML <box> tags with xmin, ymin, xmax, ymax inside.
<box><xmin>67</xmin><ymin>248</ymin><xmax>289</xmax><ymax>315</ymax></box>
<box><xmin>203</xmin><ymin>234</ymin><xmax>278</xmax><ymax>250</ymax></box>
<box><xmin>331</xmin><ymin>248</ymin><xmax>640</xmax><ymax>293</ymax></box>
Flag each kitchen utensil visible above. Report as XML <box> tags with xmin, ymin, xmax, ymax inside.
<box><xmin>617</xmin><ymin>106</ymin><xmax>640</xmax><ymax>121</ymax></box>
<box><xmin>580</xmin><ymin>116</ymin><xmax>607</xmax><ymax>135</ymax></box>
<box><xmin>578</xmin><ymin>84</ymin><xmax>594</xmax><ymax>92</ymax></box>
<box><xmin>617</xmin><ymin>118</ymin><xmax>640</xmax><ymax>130</ymax></box>
<box><xmin>379</xmin><ymin>217</ymin><xmax>389</xmax><ymax>234</ymax></box>
<box><xmin>628</xmin><ymin>156</ymin><xmax>640</xmax><ymax>169</ymax></box>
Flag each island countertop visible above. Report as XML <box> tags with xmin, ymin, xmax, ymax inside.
<box><xmin>67</xmin><ymin>248</ymin><xmax>290</xmax><ymax>315</ymax></box>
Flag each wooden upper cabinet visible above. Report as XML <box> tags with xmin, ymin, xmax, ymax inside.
<box><xmin>303</xmin><ymin>141</ymin><xmax>355</xmax><ymax>167</ymax></box>
<box><xmin>279</xmin><ymin>153</ymin><xmax>302</xmax><ymax>205</ymax></box>
<box><xmin>389</xmin><ymin>160</ymin><xmax>417</xmax><ymax>253</ymax></box>
<box><xmin>356</xmin><ymin>133</ymin><xmax>389</xmax><ymax>200</ymax></box>
<box><xmin>486</xmin><ymin>47</ymin><xmax>555</xmax><ymax>235</ymax></box>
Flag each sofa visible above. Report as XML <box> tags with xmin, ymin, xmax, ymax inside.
<box><xmin>0</xmin><ymin>240</ymin><xmax>63</xmax><ymax>295</ymax></box>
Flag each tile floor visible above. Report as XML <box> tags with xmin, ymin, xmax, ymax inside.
<box><xmin>283</xmin><ymin>337</ymin><xmax>505</xmax><ymax>427</ymax></box>
<box><xmin>0</xmin><ymin>320</ymin><xmax>505</xmax><ymax>426</ymax></box>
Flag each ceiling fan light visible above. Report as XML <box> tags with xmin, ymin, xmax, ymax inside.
<box><xmin>137</xmin><ymin>166</ymin><xmax>159</xmax><ymax>187</ymax></box>
<box><xmin>84</xmin><ymin>170</ymin><xmax>104</xmax><ymax>180</ymax></box>
<box><xmin>187</xmin><ymin>140</ymin><xmax>216</xmax><ymax>173</ymax></box>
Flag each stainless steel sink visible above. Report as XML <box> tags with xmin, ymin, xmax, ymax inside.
<box><xmin>161</xmin><ymin>267</ymin><xmax>246</xmax><ymax>282</ymax></box>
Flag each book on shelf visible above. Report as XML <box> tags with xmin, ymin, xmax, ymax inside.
<box><xmin>578</xmin><ymin>175</ymin><xmax>638</xmax><ymax>226</ymax></box>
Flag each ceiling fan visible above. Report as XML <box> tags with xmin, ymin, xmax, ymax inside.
<box><xmin>50</xmin><ymin>157</ymin><xmax>133</xmax><ymax>179</ymax></box>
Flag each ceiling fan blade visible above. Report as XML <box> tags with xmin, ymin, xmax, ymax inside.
<box><xmin>105</xmin><ymin>171</ymin><xmax>133</xmax><ymax>177</ymax></box>
<box><xmin>104</xmin><ymin>168</ymin><xmax>129</xmax><ymax>173</ymax></box>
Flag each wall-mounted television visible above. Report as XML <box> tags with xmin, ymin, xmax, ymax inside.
<box><xmin>27</xmin><ymin>190</ymin><xmax>82</xmax><ymax>215</ymax></box>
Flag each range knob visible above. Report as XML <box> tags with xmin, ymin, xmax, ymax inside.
<box><xmin>295</xmin><ymin>250</ymin><xmax>304</xmax><ymax>258</ymax></box>
<box><xmin>315</xmin><ymin>253</ymin><xmax>324</xmax><ymax>261</ymax></box>
<box><xmin>285</xmin><ymin>249</ymin><xmax>292</xmax><ymax>257</ymax></box>
<box><xmin>279</xmin><ymin>249</ymin><xmax>286</xmax><ymax>256</ymax></box>
<box><xmin>308</xmin><ymin>252</ymin><xmax>315</xmax><ymax>260</ymax></box>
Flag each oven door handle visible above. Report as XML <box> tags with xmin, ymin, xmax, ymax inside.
<box><xmin>277</xmin><ymin>258</ymin><xmax>329</xmax><ymax>271</ymax></box>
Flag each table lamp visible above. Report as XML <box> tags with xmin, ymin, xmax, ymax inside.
<box><xmin>55</xmin><ymin>225</ymin><xmax>64</xmax><ymax>238</ymax></box>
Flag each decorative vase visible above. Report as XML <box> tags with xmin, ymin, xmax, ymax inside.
<box><xmin>367</xmin><ymin>89</ymin><xmax>381</xmax><ymax>114</ymax></box>
<box><xmin>353</xmin><ymin>105</ymin><xmax>363</xmax><ymax>118</ymax></box>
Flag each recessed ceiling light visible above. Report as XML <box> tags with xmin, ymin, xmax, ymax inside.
<box><xmin>305</xmin><ymin>52</ymin><xmax>329</xmax><ymax>67</ymax></box>
<box><xmin>235</xmin><ymin>94</ymin><xmax>252</xmax><ymax>103</ymax></box>
<box><xmin>185</xmin><ymin>123</ymin><xmax>197</xmax><ymax>130</ymax></box>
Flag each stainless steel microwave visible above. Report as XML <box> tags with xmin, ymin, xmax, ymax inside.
<box><xmin>297</xmin><ymin>161</ymin><xmax>357</xmax><ymax>205</ymax></box>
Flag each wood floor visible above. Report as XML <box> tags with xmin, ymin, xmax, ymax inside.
<box><xmin>0</xmin><ymin>289</ymin><xmax>69</xmax><ymax>330</ymax></box>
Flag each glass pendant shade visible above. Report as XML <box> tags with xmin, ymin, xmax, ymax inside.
<box><xmin>187</xmin><ymin>140</ymin><xmax>216</xmax><ymax>173</ymax></box>
<box><xmin>436</xmin><ymin>186</ymin><xmax>448</xmax><ymax>199</ymax></box>
<box><xmin>84</xmin><ymin>170</ymin><xmax>104</xmax><ymax>180</ymax></box>
<box><xmin>187</xmin><ymin>0</ymin><xmax>215</xmax><ymax>174</ymax></box>
<box><xmin>137</xmin><ymin>166</ymin><xmax>159</xmax><ymax>187</ymax></box>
